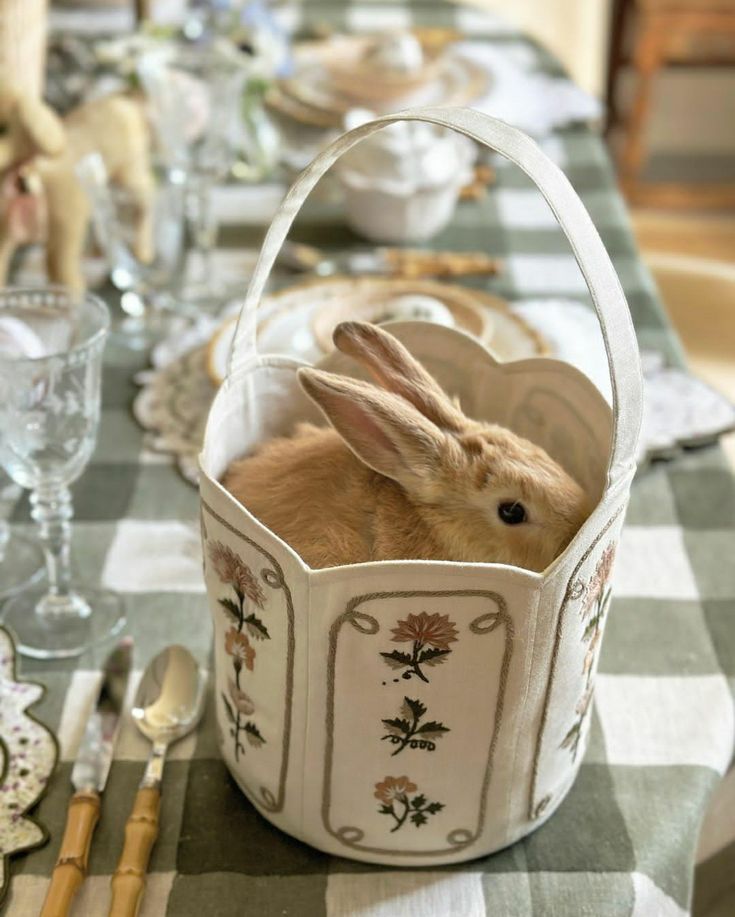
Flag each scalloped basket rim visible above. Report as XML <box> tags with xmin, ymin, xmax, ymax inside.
<box><xmin>200</xmin><ymin>320</ymin><xmax>616</xmax><ymax>581</ymax></box>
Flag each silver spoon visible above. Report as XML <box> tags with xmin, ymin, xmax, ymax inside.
<box><xmin>108</xmin><ymin>645</ymin><xmax>206</xmax><ymax>917</ymax></box>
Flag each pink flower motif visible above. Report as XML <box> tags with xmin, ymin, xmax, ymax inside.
<box><xmin>228</xmin><ymin>678</ymin><xmax>255</xmax><ymax>715</ymax></box>
<box><xmin>225</xmin><ymin>627</ymin><xmax>255</xmax><ymax>671</ymax></box>
<box><xmin>581</xmin><ymin>544</ymin><xmax>616</xmax><ymax>617</ymax></box>
<box><xmin>391</xmin><ymin>613</ymin><xmax>458</xmax><ymax>650</ymax></box>
<box><xmin>374</xmin><ymin>776</ymin><xmax>417</xmax><ymax>804</ymax></box>
<box><xmin>208</xmin><ymin>541</ymin><xmax>265</xmax><ymax>607</ymax></box>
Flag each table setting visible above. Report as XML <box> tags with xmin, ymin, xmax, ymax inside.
<box><xmin>1</xmin><ymin>2</ymin><xmax>734</xmax><ymax>916</ymax></box>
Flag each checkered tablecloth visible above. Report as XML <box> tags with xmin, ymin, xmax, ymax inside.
<box><xmin>3</xmin><ymin>2</ymin><xmax>735</xmax><ymax>915</ymax></box>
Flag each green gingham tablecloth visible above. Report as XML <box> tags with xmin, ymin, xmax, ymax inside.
<box><xmin>3</xmin><ymin>2</ymin><xmax>735</xmax><ymax>915</ymax></box>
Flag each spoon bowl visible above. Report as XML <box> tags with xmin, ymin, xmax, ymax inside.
<box><xmin>132</xmin><ymin>644</ymin><xmax>206</xmax><ymax>745</ymax></box>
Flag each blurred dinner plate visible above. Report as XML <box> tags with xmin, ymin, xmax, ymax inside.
<box><xmin>205</xmin><ymin>276</ymin><xmax>548</xmax><ymax>386</ymax></box>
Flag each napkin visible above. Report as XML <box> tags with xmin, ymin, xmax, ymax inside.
<box><xmin>456</xmin><ymin>41</ymin><xmax>601</xmax><ymax>137</ymax></box>
<box><xmin>0</xmin><ymin>316</ymin><xmax>45</xmax><ymax>359</ymax></box>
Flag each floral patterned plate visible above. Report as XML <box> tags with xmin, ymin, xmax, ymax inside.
<box><xmin>0</xmin><ymin>626</ymin><xmax>58</xmax><ymax>906</ymax></box>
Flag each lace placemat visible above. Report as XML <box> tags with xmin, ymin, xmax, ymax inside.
<box><xmin>133</xmin><ymin>299</ymin><xmax>735</xmax><ymax>485</ymax></box>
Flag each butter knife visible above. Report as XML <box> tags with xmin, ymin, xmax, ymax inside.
<box><xmin>40</xmin><ymin>639</ymin><xmax>133</xmax><ymax>917</ymax></box>
<box><xmin>277</xmin><ymin>241</ymin><xmax>501</xmax><ymax>278</ymax></box>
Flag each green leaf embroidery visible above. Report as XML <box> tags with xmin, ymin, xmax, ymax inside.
<box><xmin>244</xmin><ymin>721</ymin><xmax>266</xmax><ymax>747</ymax></box>
<box><xmin>376</xmin><ymin>783</ymin><xmax>443</xmax><ymax>832</ymax></box>
<box><xmin>380</xmin><ymin>649</ymin><xmax>413</xmax><ymax>669</ymax></box>
<box><xmin>381</xmin><ymin>696</ymin><xmax>451</xmax><ymax>755</ymax></box>
<box><xmin>244</xmin><ymin>613</ymin><xmax>271</xmax><ymax>641</ymax></box>
<box><xmin>218</xmin><ymin>597</ymin><xmax>241</xmax><ymax>623</ymax></box>
<box><xmin>382</xmin><ymin>717</ymin><xmax>411</xmax><ymax>736</ymax></box>
<box><xmin>418</xmin><ymin>647</ymin><xmax>451</xmax><ymax>667</ymax></box>
<box><xmin>221</xmin><ymin>693</ymin><xmax>236</xmax><ymax>725</ymax></box>
<box><xmin>416</xmin><ymin>721</ymin><xmax>450</xmax><ymax>737</ymax></box>
<box><xmin>402</xmin><ymin>697</ymin><xmax>427</xmax><ymax>720</ymax></box>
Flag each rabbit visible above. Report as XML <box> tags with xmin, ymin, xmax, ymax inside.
<box><xmin>0</xmin><ymin>88</ymin><xmax>153</xmax><ymax>291</ymax></box>
<box><xmin>223</xmin><ymin>321</ymin><xmax>591</xmax><ymax>572</ymax></box>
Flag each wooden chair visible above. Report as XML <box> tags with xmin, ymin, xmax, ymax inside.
<box><xmin>611</xmin><ymin>0</ymin><xmax>735</xmax><ymax>208</ymax></box>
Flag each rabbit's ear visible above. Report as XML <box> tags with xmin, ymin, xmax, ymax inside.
<box><xmin>333</xmin><ymin>321</ymin><xmax>465</xmax><ymax>432</ymax></box>
<box><xmin>298</xmin><ymin>367</ymin><xmax>450</xmax><ymax>489</ymax></box>
<box><xmin>15</xmin><ymin>92</ymin><xmax>65</xmax><ymax>157</ymax></box>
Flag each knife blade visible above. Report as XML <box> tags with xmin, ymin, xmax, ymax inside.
<box><xmin>277</xmin><ymin>241</ymin><xmax>502</xmax><ymax>279</ymax></box>
<box><xmin>40</xmin><ymin>639</ymin><xmax>133</xmax><ymax>917</ymax></box>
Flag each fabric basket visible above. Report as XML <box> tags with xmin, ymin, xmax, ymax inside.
<box><xmin>199</xmin><ymin>108</ymin><xmax>643</xmax><ymax>866</ymax></box>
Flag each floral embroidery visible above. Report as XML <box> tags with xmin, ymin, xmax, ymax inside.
<box><xmin>559</xmin><ymin>687</ymin><xmax>593</xmax><ymax>759</ymax></box>
<box><xmin>227</xmin><ymin>678</ymin><xmax>255</xmax><ymax>715</ymax></box>
<box><xmin>225</xmin><ymin>627</ymin><xmax>256</xmax><ymax>672</ymax></box>
<box><xmin>209</xmin><ymin>541</ymin><xmax>265</xmax><ymax>605</ymax></box>
<box><xmin>380</xmin><ymin>612</ymin><xmax>458</xmax><ymax>682</ymax></box>
<box><xmin>560</xmin><ymin>543</ymin><xmax>616</xmax><ymax>761</ymax></box>
<box><xmin>580</xmin><ymin>544</ymin><xmax>616</xmax><ymax>643</ymax></box>
<box><xmin>209</xmin><ymin>541</ymin><xmax>269</xmax><ymax>640</ymax></box>
<box><xmin>375</xmin><ymin>776</ymin><xmax>444</xmax><ymax>832</ymax></box>
<box><xmin>581</xmin><ymin>544</ymin><xmax>615</xmax><ymax>620</ymax></box>
<box><xmin>381</xmin><ymin>697</ymin><xmax>450</xmax><ymax>756</ymax></box>
<box><xmin>207</xmin><ymin>540</ymin><xmax>268</xmax><ymax>761</ymax></box>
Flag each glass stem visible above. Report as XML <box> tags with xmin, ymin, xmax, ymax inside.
<box><xmin>30</xmin><ymin>484</ymin><xmax>82</xmax><ymax>618</ymax></box>
<box><xmin>186</xmin><ymin>176</ymin><xmax>217</xmax><ymax>292</ymax></box>
<box><xmin>0</xmin><ymin>520</ymin><xmax>8</xmax><ymax>564</ymax></box>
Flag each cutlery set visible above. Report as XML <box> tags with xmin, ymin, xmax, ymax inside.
<box><xmin>277</xmin><ymin>240</ymin><xmax>502</xmax><ymax>279</ymax></box>
<box><xmin>40</xmin><ymin>642</ymin><xmax>206</xmax><ymax>917</ymax></box>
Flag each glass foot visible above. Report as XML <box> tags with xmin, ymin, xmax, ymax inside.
<box><xmin>179</xmin><ymin>279</ymin><xmax>241</xmax><ymax>317</ymax></box>
<box><xmin>112</xmin><ymin>306</ymin><xmax>179</xmax><ymax>351</ymax></box>
<box><xmin>1</xmin><ymin>585</ymin><xmax>125</xmax><ymax>659</ymax></box>
<box><xmin>0</xmin><ymin>532</ymin><xmax>44</xmax><ymax>601</ymax></box>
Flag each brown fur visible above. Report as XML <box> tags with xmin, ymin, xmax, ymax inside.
<box><xmin>223</xmin><ymin>321</ymin><xmax>592</xmax><ymax>572</ymax></box>
<box><xmin>0</xmin><ymin>89</ymin><xmax>152</xmax><ymax>291</ymax></box>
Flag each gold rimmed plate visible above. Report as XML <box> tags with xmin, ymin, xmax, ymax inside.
<box><xmin>268</xmin><ymin>41</ymin><xmax>489</xmax><ymax>129</ymax></box>
<box><xmin>206</xmin><ymin>276</ymin><xmax>548</xmax><ymax>387</ymax></box>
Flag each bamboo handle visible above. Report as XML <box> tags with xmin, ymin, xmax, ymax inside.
<box><xmin>40</xmin><ymin>790</ymin><xmax>100</xmax><ymax>917</ymax></box>
<box><xmin>108</xmin><ymin>786</ymin><xmax>161</xmax><ymax>917</ymax></box>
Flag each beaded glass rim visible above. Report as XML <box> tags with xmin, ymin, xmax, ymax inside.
<box><xmin>0</xmin><ymin>285</ymin><xmax>110</xmax><ymax>365</ymax></box>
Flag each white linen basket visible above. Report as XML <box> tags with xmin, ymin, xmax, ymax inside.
<box><xmin>199</xmin><ymin>108</ymin><xmax>643</xmax><ymax>866</ymax></box>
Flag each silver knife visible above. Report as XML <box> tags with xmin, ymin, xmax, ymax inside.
<box><xmin>277</xmin><ymin>240</ymin><xmax>501</xmax><ymax>278</ymax></box>
<box><xmin>40</xmin><ymin>639</ymin><xmax>133</xmax><ymax>917</ymax></box>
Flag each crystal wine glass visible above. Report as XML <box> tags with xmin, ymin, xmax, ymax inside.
<box><xmin>0</xmin><ymin>287</ymin><xmax>124</xmax><ymax>658</ymax></box>
<box><xmin>0</xmin><ymin>473</ymin><xmax>43</xmax><ymax>601</ymax></box>
<box><xmin>138</xmin><ymin>43</ymin><xmax>245</xmax><ymax>312</ymax></box>
<box><xmin>77</xmin><ymin>153</ymin><xmax>187</xmax><ymax>350</ymax></box>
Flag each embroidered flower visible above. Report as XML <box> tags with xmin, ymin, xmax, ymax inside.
<box><xmin>382</xmin><ymin>612</ymin><xmax>459</xmax><ymax>682</ymax></box>
<box><xmin>374</xmin><ymin>776</ymin><xmax>417</xmax><ymax>804</ymax></box>
<box><xmin>208</xmin><ymin>541</ymin><xmax>265</xmax><ymax>607</ymax></box>
<box><xmin>390</xmin><ymin>612</ymin><xmax>458</xmax><ymax>650</ymax></box>
<box><xmin>583</xmin><ymin>629</ymin><xmax>601</xmax><ymax>675</ymax></box>
<box><xmin>576</xmin><ymin>687</ymin><xmax>593</xmax><ymax>718</ymax></box>
<box><xmin>581</xmin><ymin>544</ymin><xmax>616</xmax><ymax>617</ymax></box>
<box><xmin>374</xmin><ymin>776</ymin><xmax>444</xmax><ymax>832</ymax></box>
<box><xmin>228</xmin><ymin>678</ymin><xmax>255</xmax><ymax>716</ymax></box>
<box><xmin>381</xmin><ymin>697</ymin><xmax>450</xmax><ymax>756</ymax></box>
<box><xmin>225</xmin><ymin>627</ymin><xmax>256</xmax><ymax>671</ymax></box>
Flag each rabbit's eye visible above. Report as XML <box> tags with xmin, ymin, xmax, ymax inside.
<box><xmin>498</xmin><ymin>501</ymin><xmax>526</xmax><ymax>525</ymax></box>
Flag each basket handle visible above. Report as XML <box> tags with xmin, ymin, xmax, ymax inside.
<box><xmin>228</xmin><ymin>107</ymin><xmax>643</xmax><ymax>482</ymax></box>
